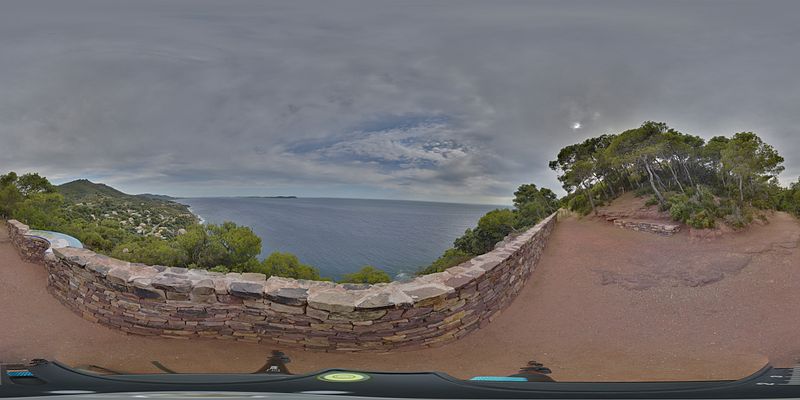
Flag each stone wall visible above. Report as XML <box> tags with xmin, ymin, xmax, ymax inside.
<box><xmin>612</xmin><ymin>218</ymin><xmax>681</xmax><ymax>236</ymax></box>
<box><xmin>7</xmin><ymin>213</ymin><xmax>557</xmax><ymax>352</ymax></box>
<box><xmin>6</xmin><ymin>220</ymin><xmax>50</xmax><ymax>264</ymax></box>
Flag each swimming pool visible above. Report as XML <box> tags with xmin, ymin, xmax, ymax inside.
<box><xmin>26</xmin><ymin>230</ymin><xmax>83</xmax><ymax>252</ymax></box>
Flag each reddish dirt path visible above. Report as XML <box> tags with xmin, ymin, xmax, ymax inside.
<box><xmin>1</xmin><ymin>214</ymin><xmax>799</xmax><ymax>382</ymax></box>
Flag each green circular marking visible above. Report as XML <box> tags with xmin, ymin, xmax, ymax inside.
<box><xmin>318</xmin><ymin>372</ymin><xmax>370</xmax><ymax>383</ymax></box>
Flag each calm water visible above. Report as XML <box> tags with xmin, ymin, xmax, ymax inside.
<box><xmin>176</xmin><ymin>197</ymin><xmax>502</xmax><ymax>280</ymax></box>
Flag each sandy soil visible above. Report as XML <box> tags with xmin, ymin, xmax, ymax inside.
<box><xmin>1</xmin><ymin>213</ymin><xmax>799</xmax><ymax>382</ymax></box>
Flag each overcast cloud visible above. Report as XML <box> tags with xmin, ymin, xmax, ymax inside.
<box><xmin>1</xmin><ymin>0</ymin><xmax>799</xmax><ymax>204</ymax></box>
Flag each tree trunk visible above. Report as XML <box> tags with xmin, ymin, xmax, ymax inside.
<box><xmin>654</xmin><ymin>169</ymin><xmax>668</xmax><ymax>192</ymax></box>
<box><xmin>681</xmin><ymin>159</ymin><xmax>695</xmax><ymax>187</ymax></box>
<box><xmin>667</xmin><ymin>159</ymin><xmax>685</xmax><ymax>193</ymax></box>
<box><xmin>582</xmin><ymin>182</ymin><xmax>597</xmax><ymax>215</ymax></box>
<box><xmin>644</xmin><ymin>160</ymin><xmax>666</xmax><ymax>204</ymax></box>
<box><xmin>600</xmin><ymin>181</ymin><xmax>610</xmax><ymax>200</ymax></box>
<box><xmin>738</xmin><ymin>175</ymin><xmax>744</xmax><ymax>203</ymax></box>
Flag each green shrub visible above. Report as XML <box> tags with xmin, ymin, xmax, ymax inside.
<box><xmin>634</xmin><ymin>186</ymin><xmax>652</xmax><ymax>197</ymax></box>
<box><xmin>111</xmin><ymin>237</ymin><xmax>184</xmax><ymax>266</ymax></box>
<box><xmin>723</xmin><ymin>205</ymin><xmax>753</xmax><ymax>229</ymax></box>
<box><xmin>566</xmin><ymin>193</ymin><xmax>592</xmax><ymax>215</ymax></box>
<box><xmin>687</xmin><ymin>209</ymin><xmax>716</xmax><ymax>229</ymax></box>
<box><xmin>668</xmin><ymin>195</ymin><xmax>693</xmax><ymax>222</ymax></box>
<box><xmin>454</xmin><ymin>209</ymin><xmax>517</xmax><ymax>255</ymax></box>
<box><xmin>417</xmin><ymin>248</ymin><xmax>472</xmax><ymax>275</ymax></box>
<box><xmin>209</xmin><ymin>265</ymin><xmax>230</xmax><ymax>273</ymax></box>
<box><xmin>644</xmin><ymin>196</ymin><xmax>659</xmax><ymax>207</ymax></box>
<box><xmin>253</xmin><ymin>251</ymin><xmax>323</xmax><ymax>280</ymax></box>
<box><xmin>665</xmin><ymin>186</ymin><xmax>725</xmax><ymax>229</ymax></box>
<box><xmin>339</xmin><ymin>265</ymin><xmax>391</xmax><ymax>284</ymax></box>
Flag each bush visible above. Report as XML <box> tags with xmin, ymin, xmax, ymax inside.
<box><xmin>644</xmin><ymin>196</ymin><xmax>660</xmax><ymax>207</ymax></box>
<box><xmin>112</xmin><ymin>237</ymin><xmax>185</xmax><ymax>266</ymax></box>
<box><xmin>253</xmin><ymin>251</ymin><xmax>323</xmax><ymax>280</ymax></box>
<box><xmin>339</xmin><ymin>265</ymin><xmax>391</xmax><ymax>284</ymax></box>
<box><xmin>668</xmin><ymin>194</ymin><xmax>693</xmax><ymax>222</ymax></box>
<box><xmin>175</xmin><ymin>222</ymin><xmax>262</xmax><ymax>271</ymax></box>
<box><xmin>665</xmin><ymin>186</ymin><xmax>724</xmax><ymax>229</ymax></box>
<box><xmin>417</xmin><ymin>248</ymin><xmax>473</xmax><ymax>275</ymax></box>
<box><xmin>12</xmin><ymin>192</ymin><xmax>67</xmax><ymax>230</ymax></box>
<box><xmin>723</xmin><ymin>205</ymin><xmax>753</xmax><ymax>229</ymax></box>
<box><xmin>566</xmin><ymin>193</ymin><xmax>592</xmax><ymax>215</ymax></box>
<box><xmin>634</xmin><ymin>186</ymin><xmax>652</xmax><ymax>197</ymax></box>
<box><xmin>687</xmin><ymin>209</ymin><xmax>716</xmax><ymax>229</ymax></box>
<box><xmin>454</xmin><ymin>209</ymin><xmax>517</xmax><ymax>255</ymax></box>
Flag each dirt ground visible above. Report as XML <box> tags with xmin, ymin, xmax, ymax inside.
<box><xmin>1</xmin><ymin>213</ymin><xmax>799</xmax><ymax>382</ymax></box>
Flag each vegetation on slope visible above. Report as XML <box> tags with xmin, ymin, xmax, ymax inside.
<box><xmin>418</xmin><ymin>183</ymin><xmax>560</xmax><ymax>275</ymax></box>
<box><xmin>339</xmin><ymin>265</ymin><xmax>392</xmax><ymax>284</ymax></box>
<box><xmin>550</xmin><ymin>122</ymin><xmax>800</xmax><ymax>229</ymax></box>
<box><xmin>0</xmin><ymin>172</ymin><xmax>331</xmax><ymax>280</ymax></box>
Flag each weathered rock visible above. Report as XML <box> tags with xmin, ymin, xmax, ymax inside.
<box><xmin>269</xmin><ymin>302</ymin><xmax>305</xmax><ymax>314</ymax></box>
<box><xmin>266</xmin><ymin>287</ymin><xmax>308</xmax><ymax>305</ymax></box>
<box><xmin>241</xmin><ymin>272</ymin><xmax>267</xmax><ymax>282</ymax></box>
<box><xmin>307</xmin><ymin>289</ymin><xmax>359</xmax><ymax>312</ymax></box>
<box><xmin>107</xmin><ymin>267</ymin><xmax>133</xmax><ymax>285</ymax></box>
<box><xmin>132</xmin><ymin>279</ymin><xmax>166</xmax><ymax>300</ymax></box>
<box><xmin>229</xmin><ymin>282</ymin><xmax>265</xmax><ymax>299</ymax></box>
<box><xmin>192</xmin><ymin>279</ymin><xmax>216</xmax><ymax>295</ymax></box>
<box><xmin>355</xmin><ymin>287</ymin><xmax>413</xmax><ymax>309</ymax></box>
<box><xmin>151</xmin><ymin>276</ymin><xmax>193</xmax><ymax>293</ymax></box>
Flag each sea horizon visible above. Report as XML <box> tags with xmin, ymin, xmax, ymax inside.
<box><xmin>175</xmin><ymin>196</ymin><xmax>505</xmax><ymax>280</ymax></box>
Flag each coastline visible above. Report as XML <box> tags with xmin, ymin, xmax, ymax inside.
<box><xmin>182</xmin><ymin>203</ymin><xmax>205</xmax><ymax>225</ymax></box>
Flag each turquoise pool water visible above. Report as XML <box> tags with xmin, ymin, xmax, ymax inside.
<box><xmin>26</xmin><ymin>230</ymin><xmax>83</xmax><ymax>251</ymax></box>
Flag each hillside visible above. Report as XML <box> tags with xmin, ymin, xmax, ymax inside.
<box><xmin>56</xmin><ymin>179</ymin><xmax>196</xmax><ymax>239</ymax></box>
<box><xmin>57</xmin><ymin>179</ymin><xmax>130</xmax><ymax>201</ymax></box>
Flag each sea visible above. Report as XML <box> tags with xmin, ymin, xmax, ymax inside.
<box><xmin>175</xmin><ymin>197</ymin><xmax>503</xmax><ymax>281</ymax></box>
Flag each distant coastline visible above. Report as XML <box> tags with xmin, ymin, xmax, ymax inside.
<box><xmin>239</xmin><ymin>196</ymin><xmax>297</xmax><ymax>199</ymax></box>
<box><xmin>185</xmin><ymin>206</ymin><xmax>205</xmax><ymax>224</ymax></box>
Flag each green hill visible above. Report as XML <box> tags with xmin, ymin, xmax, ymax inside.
<box><xmin>57</xmin><ymin>179</ymin><xmax>131</xmax><ymax>201</ymax></box>
<box><xmin>55</xmin><ymin>179</ymin><xmax>197</xmax><ymax>239</ymax></box>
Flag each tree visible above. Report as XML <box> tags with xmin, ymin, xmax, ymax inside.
<box><xmin>254</xmin><ymin>252</ymin><xmax>322</xmax><ymax>280</ymax></box>
<box><xmin>12</xmin><ymin>192</ymin><xmax>66</xmax><ymax>229</ymax></box>
<box><xmin>420</xmin><ymin>181</ymin><xmax>558</xmax><ymax>275</ymax></box>
<box><xmin>721</xmin><ymin>132</ymin><xmax>785</xmax><ymax>203</ymax></box>
<box><xmin>0</xmin><ymin>182</ymin><xmax>22</xmax><ymax>218</ymax></box>
<box><xmin>1</xmin><ymin>171</ymin><xmax>56</xmax><ymax>219</ymax></box>
<box><xmin>339</xmin><ymin>265</ymin><xmax>391</xmax><ymax>284</ymax></box>
<box><xmin>16</xmin><ymin>173</ymin><xmax>56</xmax><ymax>196</ymax></box>
<box><xmin>513</xmin><ymin>184</ymin><xmax>559</xmax><ymax>227</ymax></box>
<box><xmin>207</xmin><ymin>222</ymin><xmax>262</xmax><ymax>270</ymax></box>
<box><xmin>700</xmin><ymin>136</ymin><xmax>731</xmax><ymax>186</ymax></box>
<box><xmin>454</xmin><ymin>208</ymin><xmax>517</xmax><ymax>255</ymax></box>
<box><xmin>549</xmin><ymin>136</ymin><xmax>612</xmax><ymax>214</ymax></box>
<box><xmin>417</xmin><ymin>247</ymin><xmax>473</xmax><ymax>275</ymax></box>
<box><xmin>174</xmin><ymin>222</ymin><xmax>262</xmax><ymax>271</ymax></box>
<box><xmin>175</xmin><ymin>224</ymin><xmax>228</xmax><ymax>269</ymax></box>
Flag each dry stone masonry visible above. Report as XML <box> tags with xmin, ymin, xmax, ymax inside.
<box><xmin>612</xmin><ymin>218</ymin><xmax>681</xmax><ymax>236</ymax></box>
<box><xmin>6</xmin><ymin>220</ymin><xmax>50</xmax><ymax>264</ymax></box>
<box><xmin>6</xmin><ymin>213</ymin><xmax>557</xmax><ymax>352</ymax></box>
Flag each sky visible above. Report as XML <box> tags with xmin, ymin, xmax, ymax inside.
<box><xmin>1</xmin><ymin>0</ymin><xmax>799</xmax><ymax>205</ymax></box>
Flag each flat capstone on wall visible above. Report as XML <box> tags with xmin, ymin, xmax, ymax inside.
<box><xmin>5</xmin><ymin>213</ymin><xmax>557</xmax><ymax>352</ymax></box>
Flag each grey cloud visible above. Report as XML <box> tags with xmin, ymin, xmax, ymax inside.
<box><xmin>1</xmin><ymin>0</ymin><xmax>799</xmax><ymax>203</ymax></box>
